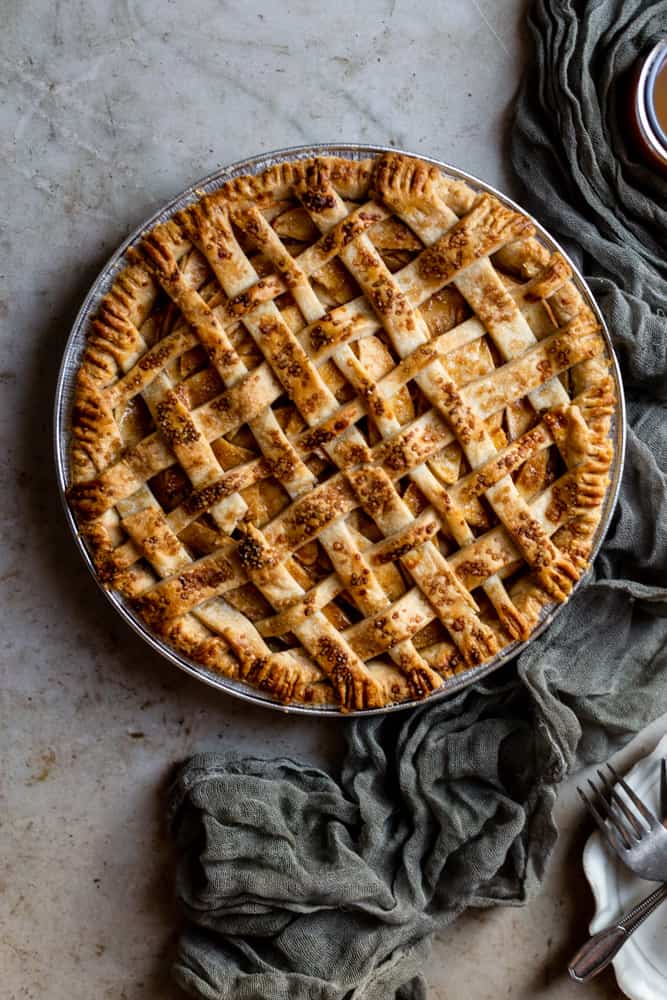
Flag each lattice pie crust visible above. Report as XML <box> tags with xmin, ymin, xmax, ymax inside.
<box><xmin>67</xmin><ymin>153</ymin><xmax>616</xmax><ymax>710</ymax></box>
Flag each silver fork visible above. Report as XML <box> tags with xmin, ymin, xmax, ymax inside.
<box><xmin>569</xmin><ymin>758</ymin><xmax>667</xmax><ymax>983</ymax></box>
<box><xmin>578</xmin><ymin>761</ymin><xmax>667</xmax><ymax>881</ymax></box>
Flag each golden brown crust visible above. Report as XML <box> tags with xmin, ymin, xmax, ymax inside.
<box><xmin>66</xmin><ymin>152</ymin><xmax>617</xmax><ymax>710</ymax></box>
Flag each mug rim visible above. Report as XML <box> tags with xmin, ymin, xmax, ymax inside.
<box><xmin>645</xmin><ymin>38</ymin><xmax>667</xmax><ymax>150</ymax></box>
<box><xmin>637</xmin><ymin>38</ymin><xmax>667</xmax><ymax>166</ymax></box>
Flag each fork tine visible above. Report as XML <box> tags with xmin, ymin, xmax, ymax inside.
<box><xmin>661</xmin><ymin>759</ymin><xmax>667</xmax><ymax>820</ymax></box>
<box><xmin>596</xmin><ymin>768</ymin><xmax>646</xmax><ymax>838</ymax></box>
<box><xmin>588</xmin><ymin>776</ymin><xmax>634</xmax><ymax>849</ymax></box>
<box><xmin>611</xmin><ymin>790</ymin><xmax>645</xmax><ymax>838</ymax></box>
<box><xmin>596</xmin><ymin>770</ymin><xmax>638</xmax><ymax>847</ymax></box>
<box><xmin>579</xmin><ymin>785</ymin><xmax>608</xmax><ymax>830</ymax></box>
<box><xmin>605</xmin><ymin>803</ymin><xmax>634</xmax><ymax>850</ymax></box>
<box><xmin>608</xmin><ymin>763</ymin><xmax>659</xmax><ymax>828</ymax></box>
<box><xmin>587</xmin><ymin>777</ymin><xmax>609</xmax><ymax>815</ymax></box>
<box><xmin>607</xmin><ymin>819</ymin><xmax>631</xmax><ymax>857</ymax></box>
<box><xmin>597</xmin><ymin>770</ymin><xmax>646</xmax><ymax>838</ymax></box>
<box><xmin>578</xmin><ymin>787</ymin><xmax>627</xmax><ymax>855</ymax></box>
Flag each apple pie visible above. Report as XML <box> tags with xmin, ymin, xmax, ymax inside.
<box><xmin>66</xmin><ymin>152</ymin><xmax>617</xmax><ymax>710</ymax></box>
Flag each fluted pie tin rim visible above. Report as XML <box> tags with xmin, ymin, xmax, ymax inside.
<box><xmin>54</xmin><ymin>143</ymin><xmax>626</xmax><ymax>716</ymax></box>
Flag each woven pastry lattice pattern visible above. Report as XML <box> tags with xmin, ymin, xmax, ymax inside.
<box><xmin>66</xmin><ymin>152</ymin><xmax>617</xmax><ymax>710</ymax></box>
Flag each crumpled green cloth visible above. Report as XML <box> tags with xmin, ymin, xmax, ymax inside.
<box><xmin>168</xmin><ymin>3</ymin><xmax>667</xmax><ymax>996</ymax></box>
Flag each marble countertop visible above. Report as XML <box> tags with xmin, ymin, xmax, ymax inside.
<box><xmin>3</xmin><ymin>1</ymin><xmax>664</xmax><ymax>997</ymax></box>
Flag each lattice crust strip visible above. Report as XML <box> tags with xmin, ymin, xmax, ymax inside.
<box><xmin>67</xmin><ymin>153</ymin><xmax>616</xmax><ymax>710</ymax></box>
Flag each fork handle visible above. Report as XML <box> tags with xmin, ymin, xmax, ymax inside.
<box><xmin>569</xmin><ymin>883</ymin><xmax>667</xmax><ymax>983</ymax></box>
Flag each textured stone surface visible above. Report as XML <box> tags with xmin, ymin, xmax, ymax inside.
<box><xmin>3</xmin><ymin>1</ymin><xmax>664</xmax><ymax>997</ymax></box>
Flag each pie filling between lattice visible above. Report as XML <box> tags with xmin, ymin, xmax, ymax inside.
<box><xmin>67</xmin><ymin>153</ymin><xmax>617</xmax><ymax>711</ymax></box>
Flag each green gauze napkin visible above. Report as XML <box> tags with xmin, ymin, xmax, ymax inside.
<box><xmin>168</xmin><ymin>3</ymin><xmax>667</xmax><ymax>997</ymax></box>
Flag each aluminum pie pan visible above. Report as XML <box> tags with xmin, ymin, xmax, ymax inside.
<box><xmin>54</xmin><ymin>142</ymin><xmax>626</xmax><ymax>717</ymax></box>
